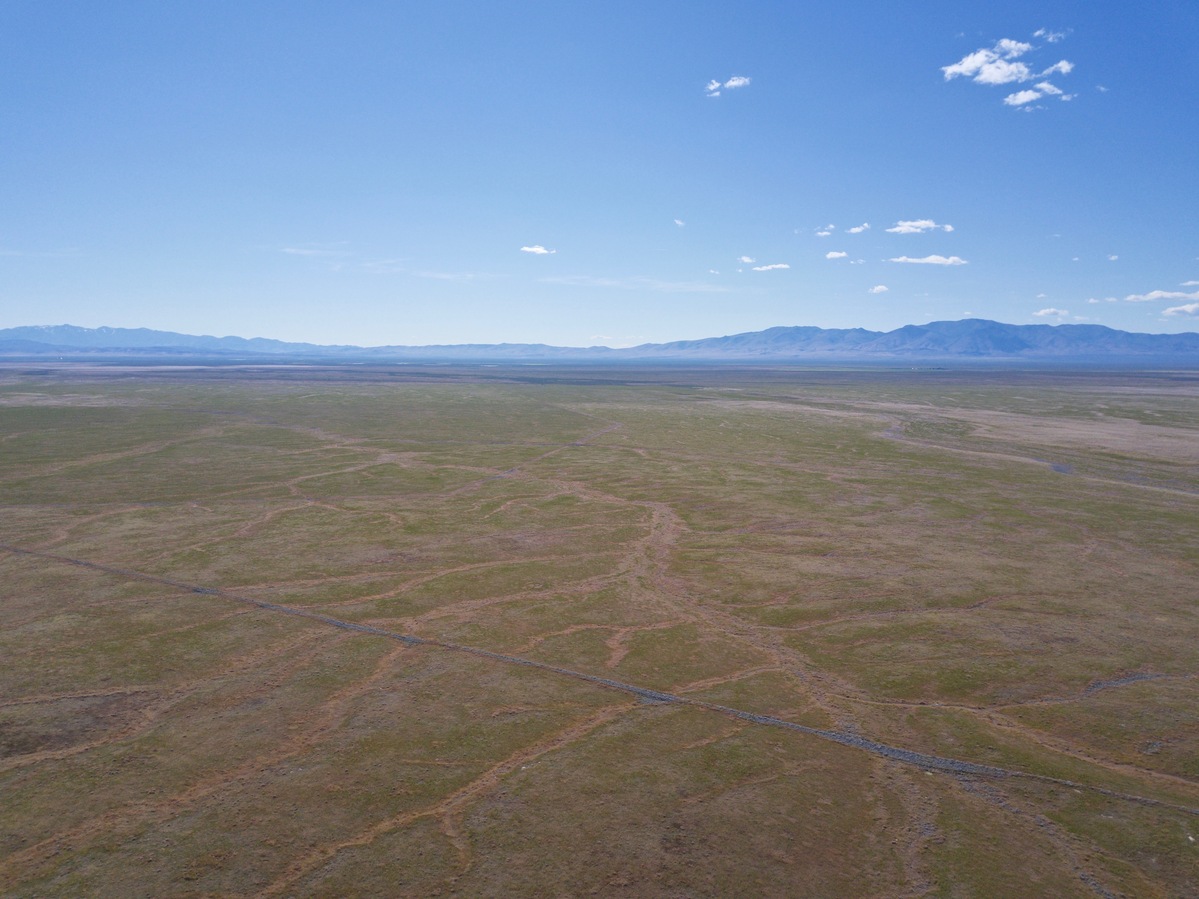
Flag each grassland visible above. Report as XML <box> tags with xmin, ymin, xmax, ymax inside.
<box><xmin>1</xmin><ymin>361</ymin><xmax>1196</xmax><ymax>897</ymax></box>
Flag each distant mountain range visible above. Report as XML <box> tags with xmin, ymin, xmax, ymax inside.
<box><xmin>2</xmin><ymin>320</ymin><xmax>1198</xmax><ymax>361</ymax></box>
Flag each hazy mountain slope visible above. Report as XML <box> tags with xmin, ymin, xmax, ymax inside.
<box><xmin>2</xmin><ymin>320</ymin><xmax>1197</xmax><ymax>359</ymax></box>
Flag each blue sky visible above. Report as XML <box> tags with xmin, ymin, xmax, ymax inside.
<box><xmin>3</xmin><ymin>1</ymin><xmax>1197</xmax><ymax>346</ymax></box>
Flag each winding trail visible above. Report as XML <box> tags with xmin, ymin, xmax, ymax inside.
<box><xmin>4</xmin><ymin>540</ymin><xmax>1197</xmax><ymax>818</ymax></box>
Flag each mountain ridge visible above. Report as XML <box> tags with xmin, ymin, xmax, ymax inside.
<box><xmin>2</xmin><ymin>320</ymin><xmax>1198</xmax><ymax>360</ymax></box>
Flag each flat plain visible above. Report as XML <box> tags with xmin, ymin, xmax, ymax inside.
<box><xmin>1</xmin><ymin>361</ymin><xmax>1196</xmax><ymax>898</ymax></box>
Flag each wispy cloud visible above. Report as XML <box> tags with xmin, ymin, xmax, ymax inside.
<box><xmin>752</xmin><ymin>263</ymin><xmax>790</xmax><ymax>271</ymax></box>
<box><xmin>825</xmin><ymin>251</ymin><xmax>848</xmax><ymax>260</ymax></box>
<box><xmin>673</xmin><ymin>219</ymin><xmax>685</xmax><ymax>227</ymax></box>
<box><xmin>943</xmin><ymin>33</ymin><xmax>1076</xmax><ymax>107</ymax></box>
<box><xmin>1034</xmin><ymin>28</ymin><xmax>1069</xmax><ymax>43</ymax></box>
<box><xmin>889</xmin><ymin>255</ymin><xmax>968</xmax><ymax>266</ymax></box>
<box><xmin>847</xmin><ymin>223</ymin><xmax>870</xmax><ymax>234</ymax></box>
<box><xmin>521</xmin><ymin>245</ymin><xmax>556</xmax><ymax>255</ymax></box>
<box><xmin>411</xmin><ymin>270</ymin><xmax>491</xmax><ymax>282</ymax></box>
<box><xmin>1181</xmin><ymin>280</ymin><xmax>1199</xmax><ymax>287</ymax></box>
<box><xmin>358</xmin><ymin>258</ymin><xmax>403</xmax><ymax>274</ymax></box>
<box><xmin>1004</xmin><ymin>90</ymin><xmax>1042</xmax><ymax>107</ymax></box>
<box><xmin>1034</xmin><ymin>307</ymin><xmax>1069</xmax><ymax>318</ymax></box>
<box><xmin>1164</xmin><ymin>303</ymin><xmax>1199</xmax><ymax>317</ymax></box>
<box><xmin>868</xmin><ymin>285</ymin><xmax>889</xmax><ymax>294</ymax></box>
<box><xmin>892</xmin><ymin>216</ymin><xmax>954</xmax><ymax>232</ymax></box>
<box><xmin>737</xmin><ymin>255</ymin><xmax>755</xmax><ymax>264</ymax></box>
<box><xmin>281</xmin><ymin>243</ymin><xmax>349</xmax><ymax>257</ymax></box>
<box><xmin>540</xmin><ymin>275</ymin><xmax>729</xmax><ymax>293</ymax></box>
<box><xmin>885</xmin><ymin>219</ymin><xmax>954</xmax><ymax>234</ymax></box>
<box><xmin>358</xmin><ymin>259</ymin><xmax>494</xmax><ymax>281</ymax></box>
<box><xmin>1107</xmin><ymin>254</ymin><xmax>1119</xmax><ymax>261</ymax></box>
<box><xmin>705</xmin><ymin>75</ymin><xmax>751</xmax><ymax>97</ymax></box>
<box><xmin>1125</xmin><ymin>289</ymin><xmax>1199</xmax><ymax>303</ymax></box>
<box><xmin>815</xmin><ymin>230</ymin><xmax>832</xmax><ymax>237</ymax></box>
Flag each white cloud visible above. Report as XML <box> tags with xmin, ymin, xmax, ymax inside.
<box><xmin>1107</xmin><ymin>254</ymin><xmax>1118</xmax><ymax>261</ymax></box>
<box><xmin>978</xmin><ymin>59</ymin><xmax>1034</xmax><ymax>86</ymax></box>
<box><xmin>943</xmin><ymin>35</ymin><xmax>1075</xmax><ymax>107</ymax></box>
<box><xmin>886</xmin><ymin>219</ymin><xmax>954</xmax><ymax>234</ymax></box>
<box><xmin>737</xmin><ymin>255</ymin><xmax>755</xmax><ymax>264</ymax></box>
<box><xmin>1004</xmin><ymin>89</ymin><xmax>1042</xmax><ymax>106</ymax></box>
<box><xmin>752</xmin><ymin>263</ymin><xmax>790</xmax><ymax>271</ymax></box>
<box><xmin>888</xmin><ymin>255</ymin><xmax>968</xmax><ymax>266</ymax></box>
<box><xmin>1087</xmin><ymin>298</ymin><xmax>1100</xmax><ymax>304</ymax></box>
<box><xmin>1033</xmin><ymin>81</ymin><xmax>1077</xmax><ymax>102</ymax></box>
<box><xmin>706</xmin><ymin>75</ymin><xmax>751</xmax><ymax>96</ymax></box>
<box><xmin>868</xmin><ymin>285</ymin><xmax>889</xmax><ymax>294</ymax></box>
<box><xmin>847</xmin><ymin>223</ymin><xmax>870</xmax><ymax>234</ymax></box>
<box><xmin>815</xmin><ymin>230</ymin><xmax>832</xmax><ymax>237</ymax></box>
<box><xmin>1034</xmin><ymin>28</ymin><xmax>1068</xmax><ymax>43</ymax></box>
<box><xmin>1164</xmin><ymin>303</ymin><xmax>1199</xmax><ymax>317</ymax></box>
<box><xmin>1125</xmin><ymin>289</ymin><xmax>1199</xmax><ymax>303</ymax></box>
<box><xmin>521</xmin><ymin>245</ymin><xmax>556</xmax><ymax>255</ymax></box>
<box><xmin>996</xmin><ymin>38</ymin><xmax>1033</xmax><ymax>57</ymax></box>
<box><xmin>825</xmin><ymin>251</ymin><xmax>848</xmax><ymax>260</ymax></box>
<box><xmin>943</xmin><ymin>41</ymin><xmax>1033</xmax><ymax>85</ymax></box>
<box><xmin>1181</xmin><ymin>280</ymin><xmax>1199</xmax><ymax>287</ymax></box>
<box><xmin>1034</xmin><ymin>307</ymin><xmax>1069</xmax><ymax>317</ymax></box>
<box><xmin>708</xmin><ymin>269</ymin><xmax>720</xmax><ymax>275</ymax></box>
<box><xmin>674</xmin><ymin>219</ymin><xmax>685</xmax><ymax>227</ymax></box>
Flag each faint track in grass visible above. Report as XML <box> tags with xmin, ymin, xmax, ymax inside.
<box><xmin>881</xmin><ymin>429</ymin><xmax>1199</xmax><ymax>499</ymax></box>
<box><xmin>257</xmin><ymin>703</ymin><xmax>633</xmax><ymax>897</ymax></box>
<box><xmin>3</xmin><ymin>541</ymin><xmax>1198</xmax><ymax>818</ymax></box>
<box><xmin>446</xmin><ymin>423</ymin><xmax>624</xmax><ymax>495</ymax></box>
<box><xmin>0</xmin><ymin>635</ymin><xmax>394</xmax><ymax>884</ymax></box>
